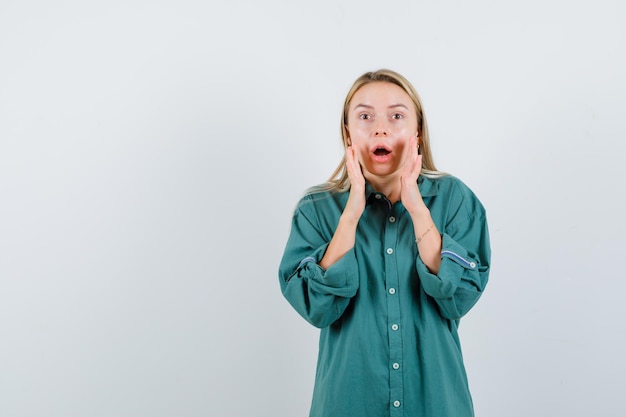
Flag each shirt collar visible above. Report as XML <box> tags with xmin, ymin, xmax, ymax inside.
<box><xmin>417</xmin><ymin>175</ymin><xmax>438</xmax><ymax>197</ymax></box>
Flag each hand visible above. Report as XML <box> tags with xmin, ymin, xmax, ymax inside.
<box><xmin>319</xmin><ymin>145</ymin><xmax>365</xmax><ymax>269</ymax></box>
<box><xmin>400</xmin><ymin>136</ymin><xmax>426</xmax><ymax>215</ymax></box>
<box><xmin>343</xmin><ymin>144</ymin><xmax>366</xmax><ymax>222</ymax></box>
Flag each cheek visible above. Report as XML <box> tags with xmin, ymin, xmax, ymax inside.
<box><xmin>347</xmin><ymin>127</ymin><xmax>368</xmax><ymax>145</ymax></box>
<box><xmin>394</xmin><ymin>138</ymin><xmax>414</xmax><ymax>163</ymax></box>
<box><xmin>394</xmin><ymin>123</ymin><xmax>416</xmax><ymax>136</ymax></box>
<box><xmin>396</xmin><ymin>141</ymin><xmax>409</xmax><ymax>158</ymax></box>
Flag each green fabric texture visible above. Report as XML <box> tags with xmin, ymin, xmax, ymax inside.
<box><xmin>279</xmin><ymin>174</ymin><xmax>491</xmax><ymax>417</ymax></box>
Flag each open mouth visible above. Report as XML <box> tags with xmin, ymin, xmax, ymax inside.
<box><xmin>374</xmin><ymin>147</ymin><xmax>391</xmax><ymax>156</ymax></box>
<box><xmin>372</xmin><ymin>146</ymin><xmax>391</xmax><ymax>157</ymax></box>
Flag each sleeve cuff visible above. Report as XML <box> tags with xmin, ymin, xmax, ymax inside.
<box><xmin>296</xmin><ymin>245</ymin><xmax>359</xmax><ymax>291</ymax></box>
<box><xmin>417</xmin><ymin>233</ymin><xmax>479</xmax><ymax>298</ymax></box>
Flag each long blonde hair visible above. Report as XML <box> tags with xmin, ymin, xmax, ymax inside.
<box><xmin>325</xmin><ymin>69</ymin><xmax>442</xmax><ymax>192</ymax></box>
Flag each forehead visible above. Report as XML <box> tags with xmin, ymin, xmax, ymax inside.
<box><xmin>350</xmin><ymin>81</ymin><xmax>413</xmax><ymax>109</ymax></box>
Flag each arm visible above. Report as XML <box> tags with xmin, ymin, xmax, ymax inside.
<box><xmin>278</xmin><ymin>198</ymin><xmax>359</xmax><ymax>328</ymax></box>
<box><xmin>278</xmin><ymin>145</ymin><xmax>366</xmax><ymax>328</ymax></box>
<box><xmin>401</xmin><ymin>136</ymin><xmax>442</xmax><ymax>273</ymax></box>
<box><xmin>400</xmin><ymin>139</ymin><xmax>490</xmax><ymax>319</ymax></box>
<box><xmin>319</xmin><ymin>144</ymin><xmax>365</xmax><ymax>269</ymax></box>
<box><xmin>417</xmin><ymin>183</ymin><xmax>491</xmax><ymax>320</ymax></box>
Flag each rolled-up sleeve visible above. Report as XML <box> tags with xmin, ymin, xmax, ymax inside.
<box><xmin>279</xmin><ymin>198</ymin><xmax>359</xmax><ymax>328</ymax></box>
<box><xmin>416</xmin><ymin>186</ymin><xmax>491</xmax><ymax>320</ymax></box>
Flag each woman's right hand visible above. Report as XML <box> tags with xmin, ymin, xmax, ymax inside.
<box><xmin>319</xmin><ymin>144</ymin><xmax>365</xmax><ymax>270</ymax></box>
<box><xmin>343</xmin><ymin>144</ymin><xmax>366</xmax><ymax>223</ymax></box>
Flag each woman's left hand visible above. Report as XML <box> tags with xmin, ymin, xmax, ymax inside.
<box><xmin>400</xmin><ymin>136</ymin><xmax>426</xmax><ymax>215</ymax></box>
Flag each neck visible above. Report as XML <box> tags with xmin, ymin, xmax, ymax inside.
<box><xmin>367</xmin><ymin>174</ymin><xmax>402</xmax><ymax>204</ymax></box>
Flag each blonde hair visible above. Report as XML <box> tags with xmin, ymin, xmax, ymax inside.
<box><xmin>325</xmin><ymin>69</ymin><xmax>443</xmax><ymax>193</ymax></box>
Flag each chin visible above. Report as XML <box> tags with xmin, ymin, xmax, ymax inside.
<box><xmin>365</xmin><ymin>167</ymin><xmax>401</xmax><ymax>179</ymax></box>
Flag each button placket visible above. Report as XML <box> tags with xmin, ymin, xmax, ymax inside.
<box><xmin>383</xmin><ymin>207</ymin><xmax>403</xmax><ymax>415</ymax></box>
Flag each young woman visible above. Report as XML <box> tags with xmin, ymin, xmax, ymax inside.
<box><xmin>279</xmin><ymin>69</ymin><xmax>491</xmax><ymax>417</ymax></box>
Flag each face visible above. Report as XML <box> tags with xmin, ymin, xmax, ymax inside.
<box><xmin>346</xmin><ymin>81</ymin><xmax>419</xmax><ymax>181</ymax></box>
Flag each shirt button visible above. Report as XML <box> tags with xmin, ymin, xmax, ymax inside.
<box><xmin>393</xmin><ymin>400</ymin><xmax>401</xmax><ymax>407</ymax></box>
<box><xmin>469</xmin><ymin>262</ymin><xmax>476</xmax><ymax>268</ymax></box>
<box><xmin>389</xmin><ymin>216</ymin><xmax>396</xmax><ymax>223</ymax></box>
<box><xmin>375</xmin><ymin>194</ymin><xmax>382</xmax><ymax>199</ymax></box>
<box><xmin>388</xmin><ymin>288</ymin><xmax>396</xmax><ymax>295</ymax></box>
<box><xmin>386</xmin><ymin>248</ymin><xmax>393</xmax><ymax>255</ymax></box>
<box><xmin>392</xmin><ymin>362</ymin><xmax>400</xmax><ymax>370</ymax></box>
<box><xmin>391</xmin><ymin>324</ymin><xmax>399</xmax><ymax>331</ymax></box>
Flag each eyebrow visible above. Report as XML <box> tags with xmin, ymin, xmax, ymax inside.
<box><xmin>353</xmin><ymin>103</ymin><xmax>410</xmax><ymax>110</ymax></box>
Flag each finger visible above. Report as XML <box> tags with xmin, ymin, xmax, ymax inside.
<box><xmin>345</xmin><ymin>146</ymin><xmax>359</xmax><ymax>180</ymax></box>
<box><xmin>346</xmin><ymin>146</ymin><xmax>355</xmax><ymax>172</ymax></box>
<box><xmin>411</xmin><ymin>136</ymin><xmax>418</xmax><ymax>162</ymax></box>
<box><xmin>410</xmin><ymin>137</ymin><xmax>422</xmax><ymax>176</ymax></box>
<box><xmin>403</xmin><ymin>137</ymin><xmax>417</xmax><ymax>175</ymax></box>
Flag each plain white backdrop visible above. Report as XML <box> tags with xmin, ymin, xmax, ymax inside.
<box><xmin>1</xmin><ymin>0</ymin><xmax>625</xmax><ymax>416</ymax></box>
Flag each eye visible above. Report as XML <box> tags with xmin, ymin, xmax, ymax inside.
<box><xmin>359</xmin><ymin>113</ymin><xmax>371</xmax><ymax>120</ymax></box>
<box><xmin>391</xmin><ymin>113</ymin><xmax>404</xmax><ymax>120</ymax></box>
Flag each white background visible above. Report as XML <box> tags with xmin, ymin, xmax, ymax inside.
<box><xmin>1</xmin><ymin>0</ymin><xmax>625</xmax><ymax>416</ymax></box>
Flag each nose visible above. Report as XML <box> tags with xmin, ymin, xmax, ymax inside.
<box><xmin>374</xmin><ymin>118</ymin><xmax>389</xmax><ymax>136</ymax></box>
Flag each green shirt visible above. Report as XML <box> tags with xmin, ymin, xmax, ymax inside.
<box><xmin>279</xmin><ymin>174</ymin><xmax>491</xmax><ymax>417</ymax></box>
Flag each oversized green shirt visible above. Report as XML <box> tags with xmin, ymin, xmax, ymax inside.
<box><xmin>279</xmin><ymin>174</ymin><xmax>491</xmax><ymax>417</ymax></box>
